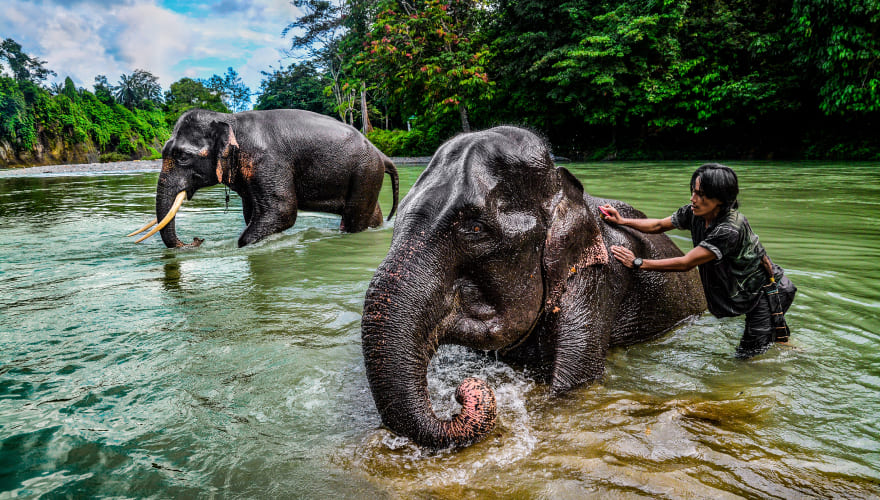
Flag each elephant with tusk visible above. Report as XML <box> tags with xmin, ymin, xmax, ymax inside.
<box><xmin>360</xmin><ymin>126</ymin><xmax>706</xmax><ymax>449</ymax></box>
<box><xmin>128</xmin><ymin>108</ymin><xmax>399</xmax><ymax>248</ymax></box>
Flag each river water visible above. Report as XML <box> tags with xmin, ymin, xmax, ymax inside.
<box><xmin>1</xmin><ymin>162</ymin><xmax>878</xmax><ymax>498</ymax></box>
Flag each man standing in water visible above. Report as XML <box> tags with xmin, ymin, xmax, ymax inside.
<box><xmin>600</xmin><ymin>163</ymin><xmax>796</xmax><ymax>358</ymax></box>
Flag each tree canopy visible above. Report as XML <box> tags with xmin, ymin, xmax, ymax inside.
<box><xmin>0</xmin><ymin>38</ymin><xmax>56</xmax><ymax>83</ymax></box>
<box><xmin>114</xmin><ymin>69</ymin><xmax>163</xmax><ymax>109</ymax></box>
<box><xmin>276</xmin><ymin>0</ymin><xmax>880</xmax><ymax>159</ymax></box>
<box><xmin>255</xmin><ymin>62</ymin><xmax>336</xmax><ymax>114</ymax></box>
<box><xmin>3</xmin><ymin>0</ymin><xmax>880</xmax><ymax>166</ymax></box>
<box><xmin>202</xmin><ymin>67</ymin><xmax>251</xmax><ymax>113</ymax></box>
<box><xmin>164</xmin><ymin>77</ymin><xmax>230</xmax><ymax>126</ymax></box>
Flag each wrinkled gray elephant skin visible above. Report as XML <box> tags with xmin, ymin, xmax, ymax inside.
<box><xmin>361</xmin><ymin>126</ymin><xmax>706</xmax><ymax>448</ymax></box>
<box><xmin>130</xmin><ymin>108</ymin><xmax>398</xmax><ymax>248</ymax></box>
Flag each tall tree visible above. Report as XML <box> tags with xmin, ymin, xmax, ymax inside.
<box><xmin>93</xmin><ymin>75</ymin><xmax>115</xmax><ymax>105</ymax></box>
<box><xmin>486</xmin><ymin>0</ymin><xmax>575</xmax><ymax>131</ymax></box>
<box><xmin>114</xmin><ymin>69</ymin><xmax>163</xmax><ymax>109</ymax></box>
<box><xmin>352</xmin><ymin>0</ymin><xmax>495</xmax><ymax>133</ymax></box>
<box><xmin>61</xmin><ymin>76</ymin><xmax>78</xmax><ymax>100</ymax></box>
<box><xmin>202</xmin><ymin>67</ymin><xmax>251</xmax><ymax>112</ymax></box>
<box><xmin>284</xmin><ymin>0</ymin><xmax>355</xmax><ymax>122</ymax></box>
<box><xmin>789</xmin><ymin>0</ymin><xmax>880</xmax><ymax>115</ymax></box>
<box><xmin>0</xmin><ymin>38</ymin><xmax>56</xmax><ymax>83</ymax></box>
<box><xmin>0</xmin><ymin>76</ymin><xmax>31</xmax><ymax>146</ymax></box>
<box><xmin>254</xmin><ymin>61</ymin><xmax>335</xmax><ymax>114</ymax></box>
<box><xmin>164</xmin><ymin>77</ymin><xmax>230</xmax><ymax>125</ymax></box>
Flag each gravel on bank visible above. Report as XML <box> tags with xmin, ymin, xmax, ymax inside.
<box><xmin>0</xmin><ymin>157</ymin><xmax>433</xmax><ymax>177</ymax></box>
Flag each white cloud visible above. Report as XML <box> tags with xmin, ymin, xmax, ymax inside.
<box><xmin>37</xmin><ymin>9</ymin><xmax>119</xmax><ymax>85</ymax></box>
<box><xmin>112</xmin><ymin>3</ymin><xmax>193</xmax><ymax>82</ymax></box>
<box><xmin>0</xmin><ymin>0</ymin><xmax>302</xmax><ymax>101</ymax></box>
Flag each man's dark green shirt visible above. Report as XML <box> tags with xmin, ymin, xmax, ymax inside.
<box><xmin>671</xmin><ymin>205</ymin><xmax>768</xmax><ymax>317</ymax></box>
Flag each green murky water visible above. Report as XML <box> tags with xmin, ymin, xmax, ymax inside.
<box><xmin>1</xmin><ymin>162</ymin><xmax>878</xmax><ymax>498</ymax></box>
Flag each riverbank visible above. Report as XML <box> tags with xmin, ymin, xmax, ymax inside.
<box><xmin>0</xmin><ymin>157</ymin><xmax>434</xmax><ymax>177</ymax></box>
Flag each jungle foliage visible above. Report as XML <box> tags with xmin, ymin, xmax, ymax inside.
<box><xmin>289</xmin><ymin>0</ymin><xmax>880</xmax><ymax>159</ymax></box>
<box><xmin>0</xmin><ymin>40</ymin><xmax>246</xmax><ymax>166</ymax></box>
<box><xmin>2</xmin><ymin>0</ymin><xmax>878</xmax><ymax>165</ymax></box>
<box><xmin>254</xmin><ymin>61</ymin><xmax>336</xmax><ymax>115</ymax></box>
<box><xmin>0</xmin><ymin>38</ymin><xmax>170</xmax><ymax>166</ymax></box>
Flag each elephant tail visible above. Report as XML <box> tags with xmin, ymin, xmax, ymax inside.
<box><xmin>384</xmin><ymin>157</ymin><xmax>399</xmax><ymax>221</ymax></box>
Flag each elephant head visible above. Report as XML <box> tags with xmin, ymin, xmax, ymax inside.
<box><xmin>128</xmin><ymin>109</ymin><xmax>239</xmax><ymax>247</ymax></box>
<box><xmin>361</xmin><ymin>126</ymin><xmax>605</xmax><ymax>448</ymax></box>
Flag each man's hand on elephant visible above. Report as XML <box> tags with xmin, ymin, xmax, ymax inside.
<box><xmin>611</xmin><ymin>245</ymin><xmax>637</xmax><ymax>268</ymax></box>
<box><xmin>599</xmin><ymin>204</ymin><xmax>623</xmax><ymax>224</ymax></box>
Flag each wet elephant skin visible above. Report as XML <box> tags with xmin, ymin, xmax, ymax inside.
<box><xmin>361</xmin><ymin>126</ymin><xmax>706</xmax><ymax>448</ymax></box>
<box><xmin>155</xmin><ymin>108</ymin><xmax>399</xmax><ymax>248</ymax></box>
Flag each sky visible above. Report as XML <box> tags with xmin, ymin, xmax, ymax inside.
<box><xmin>0</xmin><ymin>0</ymin><xmax>306</xmax><ymax>103</ymax></box>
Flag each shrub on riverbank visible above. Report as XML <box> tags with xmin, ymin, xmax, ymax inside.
<box><xmin>366</xmin><ymin>128</ymin><xmax>437</xmax><ymax>157</ymax></box>
<box><xmin>0</xmin><ymin>76</ymin><xmax>169</xmax><ymax>168</ymax></box>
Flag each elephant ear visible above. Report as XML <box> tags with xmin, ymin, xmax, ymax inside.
<box><xmin>542</xmin><ymin>167</ymin><xmax>608</xmax><ymax>309</ymax></box>
<box><xmin>211</xmin><ymin>120</ymin><xmax>239</xmax><ymax>184</ymax></box>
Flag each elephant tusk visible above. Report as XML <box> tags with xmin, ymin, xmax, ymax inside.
<box><xmin>134</xmin><ymin>191</ymin><xmax>187</xmax><ymax>243</ymax></box>
<box><xmin>126</xmin><ymin>218</ymin><xmax>158</xmax><ymax>237</ymax></box>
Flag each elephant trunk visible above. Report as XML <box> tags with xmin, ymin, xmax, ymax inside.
<box><xmin>361</xmin><ymin>244</ymin><xmax>497</xmax><ymax>448</ymax></box>
<box><xmin>155</xmin><ymin>167</ymin><xmax>188</xmax><ymax>248</ymax></box>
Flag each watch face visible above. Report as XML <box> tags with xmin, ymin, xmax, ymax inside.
<box><xmin>633</xmin><ymin>258</ymin><xmax>643</xmax><ymax>268</ymax></box>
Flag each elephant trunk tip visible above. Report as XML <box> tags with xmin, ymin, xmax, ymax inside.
<box><xmin>431</xmin><ymin>377</ymin><xmax>498</xmax><ymax>448</ymax></box>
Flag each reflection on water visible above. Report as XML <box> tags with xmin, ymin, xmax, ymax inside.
<box><xmin>1</xmin><ymin>162</ymin><xmax>878</xmax><ymax>497</ymax></box>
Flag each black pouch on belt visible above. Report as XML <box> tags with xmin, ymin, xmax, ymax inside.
<box><xmin>762</xmin><ymin>256</ymin><xmax>797</xmax><ymax>343</ymax></box>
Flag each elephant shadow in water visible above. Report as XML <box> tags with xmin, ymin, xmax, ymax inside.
<box><xmin>128</xmin><ymin>108</ymin><xmax>399</xmax><ymax>248</ymax></box>
<box><xmin>361</xmin><ymin>126</ymin><xmax>706</xmax><ymax>449</ymax></box>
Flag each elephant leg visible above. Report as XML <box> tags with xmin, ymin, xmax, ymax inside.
<box><xmin>242</xmin><ymin>196</ymin><xmax>254</xmax><ymax>226</ymax></box>
<box><xmin>368</xmin><ymin>203</ymin><xmax>384</xmax><ymax>227</ymax></box>
<box><xmin>239</xmin><ymin>202</ymin><xmax>297</xmax><ymax>246</ymax></box>
<box><xmin>237</xmin><ymin>182</ymin><xmax>298</xmax><ymax>247</ymax></box>
<box><xmin>341</xmin><ymin>202</ymin><xmax>382</xmax><ymax>232</ymax></box>
<box><xmin>340</xmin><ymin>164</ymin><xmax>384</xmax><ymax>233</ymax></box>
<box><xmin>340</xmin><ymin>205</ymin><xmax>382</xmax><ymax>232</ymax></box>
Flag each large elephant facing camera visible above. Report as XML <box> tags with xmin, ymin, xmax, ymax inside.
<box><xmin>361</xmin><ymin>126</ymin><xmax>706</xmax><ymax>448</ymax></box>
<box><xmin>129</xmin><ymin>108</ymin><xmax>398</xmax><ymax>247</ymax></box>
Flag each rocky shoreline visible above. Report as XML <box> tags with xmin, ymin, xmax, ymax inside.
<box><xmin>0</xmin><ymin>157</ymin><xmax>433</xmax><ymax>177</ymax></box>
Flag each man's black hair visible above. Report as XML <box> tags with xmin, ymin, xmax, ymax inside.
<box><xmin>691</xmin><ymin>163</ymin><xmax>739</xmax><ymax>214</ymax></box>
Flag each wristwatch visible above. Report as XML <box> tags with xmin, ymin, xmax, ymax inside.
<box><xmin>632</xmin><ymin>257</ymin><xmax>643</xmax><ymax>269</ymax></box>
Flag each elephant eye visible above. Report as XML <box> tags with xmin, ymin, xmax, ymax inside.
<box><xmin>176</xmin><ymin>153</ymin><xmax>193</xmax><ymax>165</ymax></box>
<box><xmin>458</xmin><ymin>219</ymin><xmax>489</xmax><ymax>238</ymax></box>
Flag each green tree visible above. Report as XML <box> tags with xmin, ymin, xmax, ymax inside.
<box><xmin>285</xmin><ymin>0</ymin><xmax>356</xmax><ymax>122</ymax></box>
<box><xmin>789</xmin><ymin>0</ymin><xmax>880</xmax><ymax>115</ymax></box>
<box><xmin>114</xmin><ymin>69</ymin><xmax>163</xmax><ymax>109</ymax></box>
<box><xmin>0</xmin><ymin>38</ymin><xmax>56</xmax><ymax>83</ymax></box>
<box><xmin>0</xmin><ymin>76</ymin><xmax>34</xmax><ymax>147</ymax></box>
<box><xmin>164</xmin><ymin>77</ymin><xmax>230</xmax><ymax>126</ymax></box>
<box><xmin>254</xmin><ymin>62</ymin><xmax>336</xmax><ymax>114</ymax></box>
<box><xmin>61</xmin><ymin>76</ymin><xmax>78</xmax><ymax>100</ymax></box>
<box><xmin>486</xmin><ymin>0</ymin><xmax>575</xmax><ymax>131</ymax></box>
<box><xmin>538</xmin><ymin>1</ymin><xmax>694</xmax><ymax>144</ymax></box>
<box><xmin>93</xmin><ymin>75</ymin><xmax>115</xmax><ymax>105</ymax></box>
<box><xmin>488</xmin><ymin>0</ymin><xmax>806</xmax><ymax>157</ymax></box>
<box><xmin>0</xmin><ymin>40</ymin><xmax>53</xmax><ymax>151</ymax></box>
<box><xmin>203</xmin><ymin>67</ymin><xmax>251</xmax><ymax>112</ymax></box>
<box><xmin>353</xmin><ymin>0</ymin><xmax>495</xmax><ymax>133</ymax></box>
